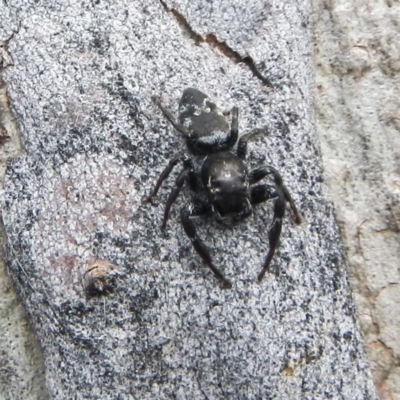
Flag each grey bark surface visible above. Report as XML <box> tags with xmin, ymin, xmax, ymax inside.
<box><xmin>0</xmin><ymin>0</ymin><xmax>377</xmax><ymax>399</ymax></box>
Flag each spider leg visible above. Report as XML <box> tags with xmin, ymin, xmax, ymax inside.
<box><xmin>282</xmin><ymin>185</ymin><xmax>302</xmax><ymax>225</ymax></box>
<box><xmin>249</xmin><ymin>166</ymin><xmax>301</xmax><ymax>224</ymax></box>
<box><xmin>181</xmin><ymin>205</ymin><xmax>232</xmax><ymax>289</ymax></box>
<box><xmin>152</xmin><ymin>95</ymin><xmax>190</xmax><ymax>138</ymax></box>
<box><xmin>257</xmin><ymin>203</ymin><xmax>284</xmax><ymax>282</ymax></box>
<box><xmin>160</xmin><ymin>159</ymin><xmax>197</xmax><ymax>230</ymax></box>
<box><xmin>250</xmin><ymin>184</ymin><xmax>278</xmax><ymax>205</ymax></box>
<box><xmin>256</xmin><ymin>169</ymin><xmax>286</xmax><ymax>281</ymax></box>
<box><xmin>237</xmin><ymin>128</ymin><xmax>267</xmax><ymax>159</ymax></box>
<box><xmin>145</xmin><ymin>155</ymin><xmax>196</xmax><ymax>203</ymax></box>
<box><xmin>226</xmin><ymin>106</ymin><xmax>239</xmax><ymax>148</ymax></box>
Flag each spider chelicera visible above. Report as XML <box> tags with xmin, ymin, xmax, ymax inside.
<box><xmin>146</xmin><ymin>88</ymin><xmax>301</xmax><ymax>288</ymax></box>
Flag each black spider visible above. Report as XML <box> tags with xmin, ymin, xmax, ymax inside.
<box><xmin>146</xmin><ymin>88</ymin><xmax>301</xmax><ymax>288</ymax></box>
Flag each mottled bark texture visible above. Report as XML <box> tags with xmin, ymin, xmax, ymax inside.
<box><xmin>314</xmin><ymin>0</ymin><xmax>400</xmax><ymax>398</ymax></box>
<box><xmin>0</xmin><ymin>0</ymin><xmax>378</xmax><ymax>399</ymax></box>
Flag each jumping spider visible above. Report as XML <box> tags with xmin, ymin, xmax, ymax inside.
<box><xmin>146</xmin><ymin>88</ymin><xmax>301</xmax><ymax>288</ymax></box>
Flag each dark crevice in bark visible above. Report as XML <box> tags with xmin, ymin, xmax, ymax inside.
<box><xmin>0</xmin><ymin>23</ymin><xmax>20</xmax><ymax>70</ymax></box>
<box><xmin>159</xmin><ymin>0</ymin><xmax>272</xmax><ymax>87</ymax></box>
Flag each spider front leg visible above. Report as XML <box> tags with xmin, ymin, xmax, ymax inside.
<box><xmin>253</xmin><ymin>175</ymin><xmax>285</xmax><ymax>282</ymax></box>
<box><xmin>249</xmin><ymin>167</ymin><xmax>302</xmax><ymax>224</ymax></box>
<box><xmin>250</xmin><ymin>184</ymin><xmax>278</xmax><ymax>205</ymax></box>
<box><xmin>181</xmin><ymin>204</ymin><xmax>232</xmax><ymax>289</ymax></box>
<box><xmin>251</xmin><ymin>167</ymin><xmax>301</xmax><ymax>281</ymax></box>
<box><xmin>237</xmin><ymin>125</ymin><xmax>301</xmax><ymax>222</ymax></box>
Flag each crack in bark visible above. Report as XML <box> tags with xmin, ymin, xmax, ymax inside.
<box><xmin>159</xmin><ymin>0</ymin><xmax>272</xmax><ymax>87</ymax></box>
<box><xmin>0</xmin><ymin>23</ymin><xmax>20</xmax><ymax>70</ymax></box>
<box><xmin>0</xmin><ymin>76</ymin><xmax>14</xmax><ymax>149</ymax></box>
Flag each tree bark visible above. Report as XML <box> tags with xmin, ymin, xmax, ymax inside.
<box><xmin>1</xmin><ymin>0</ymin><xmax>378</xmax><ymax>398</ymax></box>
<box><xmin>314</xmin><ymin>0</ymin><xmax>400</xmax><ymax>397</ymax></box>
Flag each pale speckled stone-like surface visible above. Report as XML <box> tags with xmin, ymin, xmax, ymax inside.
<box><xmin>0</xmin><ymin>256</ymin><xmax>48</xmax><ymax>400</ymax></box>
<box><xmin>313</xmin><ymin>0</ymin><xmax>400</xmax><ymax>398</ymax></box>
<box><xmin>0</xmin><ymin>0</ymin><xmax>378</xmax><ymax>398</ymax></box>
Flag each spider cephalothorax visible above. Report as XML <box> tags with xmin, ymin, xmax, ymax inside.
<box><xmin>146</xmin><ymin>88</ymin><xmax>301</xmax><ymax>288</ymax></box>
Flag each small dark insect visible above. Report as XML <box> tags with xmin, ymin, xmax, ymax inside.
<box><xmin>83</xmin><ymin>259</ymin><xmax>121</xmax><ymax>297</ymax></box>
<box><xmin>146</xmin><ymin>88</ymin><xmax>301</xmax><ymax>288</ymax></box>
